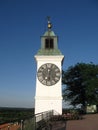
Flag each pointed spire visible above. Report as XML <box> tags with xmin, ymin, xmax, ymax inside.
<box><xmin>47</xmin><ymin>16</ymin><xmax>52</xmax><ymax>30</ymax></box>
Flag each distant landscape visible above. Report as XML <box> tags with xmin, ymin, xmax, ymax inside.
<box><xmin>0</xmin><ymin>107</ymin><xmax>34</xmax><ymax>124</ymax></box>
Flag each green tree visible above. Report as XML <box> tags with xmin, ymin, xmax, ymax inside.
<box><xmin>62</xmin><ymin>62</ymin><xmax>98</xmax><ymax>109</ymax></box>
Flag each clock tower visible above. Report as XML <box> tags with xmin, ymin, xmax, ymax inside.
<box><xmin>34</xmin><ymin>18</ymin><xmax>64</xmax><ymax>115</ymax></box>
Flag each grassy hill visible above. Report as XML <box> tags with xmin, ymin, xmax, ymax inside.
<box><xmin>0</xmin><ymin>107</ymin><xmax>34</xmax><ymax>124</ymax></box>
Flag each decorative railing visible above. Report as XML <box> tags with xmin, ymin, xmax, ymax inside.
<box><xmin>0</xmin><ymin>110</ymin><xmax>54</xmax><ymax>130</ymax></box>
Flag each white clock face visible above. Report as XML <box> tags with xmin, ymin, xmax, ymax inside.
<box><xmin>37</xmin><ymin>63</ymin><xmax>61</xmax><ymax>86</ymax></box>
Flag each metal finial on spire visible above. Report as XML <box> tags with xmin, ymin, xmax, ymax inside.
<box><xmin>47</xmin><ymin>16</ymin><xmax>52</xmax><ymax>30</ymax></box>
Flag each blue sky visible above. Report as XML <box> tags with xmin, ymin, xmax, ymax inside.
<box><xmin>0</xmin><ymin>0</ymin><xmax>98</xmax><ymax>108</ymax></box>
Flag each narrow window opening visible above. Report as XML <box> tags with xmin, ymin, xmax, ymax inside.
<box><xmin>45</xmin><ymin>39</ymin><xmax>49</xmax><ymax>49</ymax></box>
<box><xmin>50</xmin><ymin>39</ymin><xmax>54</xmax><ymax>49</ymax></box>
<box><xmin>45</xmin><ymin>38</ymin><xmax>54</xmax><ymax>49</ymax></box>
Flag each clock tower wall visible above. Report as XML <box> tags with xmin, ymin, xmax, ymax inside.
<box><xmin>35</xmin><ymin>55</ymin><xmax>64</xmax><ymax>114</ymax></box>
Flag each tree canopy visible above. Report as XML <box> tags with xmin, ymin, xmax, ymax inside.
<box><xmin>62</xmin><ymin>62</ymin><xmax>98</xmax><ymax>108</ymax></box>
